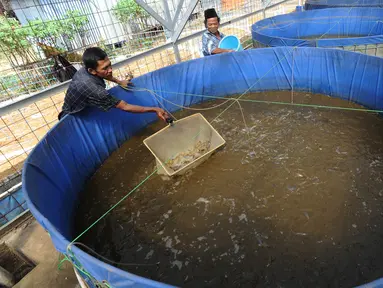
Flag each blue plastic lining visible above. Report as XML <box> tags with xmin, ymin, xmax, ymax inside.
<box><xmin>305</xmin><ymin>0</ymin><xmax>383</xmax><ymax>10</ymax></box>
<box><xmin>0</xmin><ymin>187</ymin><xmax>26</xmax><ymax>226</ymax></box>
<box><xmin>252</xmin><ymin>8</ymin><xmax>383</xmax><ymax>48</ymax></box>
<box><xmin>23</xmin><ymin>47</ymin><xmax>383</xmax><ymax>287</ymax></box>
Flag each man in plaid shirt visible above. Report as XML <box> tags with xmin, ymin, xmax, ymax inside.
<box><xmin>59</xmin><ymin>47</ymin><xmax>168</xmax><ymax>121</ymax></box>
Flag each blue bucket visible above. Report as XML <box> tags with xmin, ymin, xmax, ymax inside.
<box><xmin>218</xmin><ymin>35</ymin><xmax>243</xmax><ymax>51</ymax></box>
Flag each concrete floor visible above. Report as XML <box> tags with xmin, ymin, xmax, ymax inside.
<box><xmin>1</xmin><ymin>215</ymin><xmax>79</xmax><ymax>288</ymax></box>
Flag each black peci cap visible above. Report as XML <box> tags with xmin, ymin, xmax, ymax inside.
<box><xmin>204</xmin><ymin>8</ymin><xmax>218</xmax><ymax>20</ymax></box>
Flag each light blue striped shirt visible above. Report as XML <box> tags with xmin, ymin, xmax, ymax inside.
<box><xmin>202</xmin><ymin>30</ymin><xmax>225</xmax><ymax>56</ymax></box>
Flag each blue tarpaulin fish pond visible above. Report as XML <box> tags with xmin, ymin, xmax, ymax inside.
<box><xmin>23</xmin><ymin>47</ymin><xmax>383</xmax><ymax>287</ymax></box>
<box><xmin>252</xmin><ymin>8</ymin><xmax>383</xmax><ymax>57</ymax></box>
<box><xmin>305</xmin><ymin>0</ymin><xmax>383</xmax><ymax>10</ymax></box>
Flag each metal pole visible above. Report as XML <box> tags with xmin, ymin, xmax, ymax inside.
<box><xmin>162</xmin><ymin>0</ymin><xmax>172</xmax><ymax>20</ymax></box>
<box><xmin>172</xmin><ymin>0</ymin><xmax>186</xmax><ymax>28</ymax></box>
<box><xmin>135</xmin><ymin>0</ymin><xmax>172</xmax><ymax>30</ymax></box>
<box><xmin>162</xmin><ymin>0</ymin><xmax>173</xmax><ymax>41</ymax></box>
<box><xmin>263</xmin><ymin>0</ymin><xmax>273</xmax><ymax>18</ymax></box>
<box><xmin>173</xmin><ymin>43</ymin><xmax>181</xmax><ymax>63</ymax></box>
<box><xmin>171</xmin><ymin>0</ymin><xmax>199</xmax><ymax>43</ymax></box>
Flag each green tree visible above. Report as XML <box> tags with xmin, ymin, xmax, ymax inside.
<box><xmin>113</xmin><ymin>0</ymin><xmax>147</xmax><ymax>22</ymax></box>
<box><xmin>113</xmin><ymin>0</ymin><xmax>149</xmax><ymax>31</ymax></box>
<box><xmin>0</xmin><ymin>16</ymin><xmax>36</xmax><ymax>65</ymax></box>
<box><xmin>26</xmin><ymin>18</ymin><xmax>62</xmax><ymax>46</ymax></box>
<box><xmin>0</xmin><ymin>10</ymin><xmax>88</xmax><ymax>66</ymax></box>
<box><xmin>62</xmin><ymin>10</ymin><xmax>89</xmax><ymax>45</ymax></box>
<box><xmin>27</xmin><ymin>10</ymin><xmax>89</xmax><ymax>47</ymax></box>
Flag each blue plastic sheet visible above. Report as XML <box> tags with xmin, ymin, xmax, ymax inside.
<box><xmin>0</xmin><ymin>187</ymin><xmax>26</xmax><ymax>226</ymax></box>
<box><xmin>23</xmin><ymin>47</ymin><xmax>383</xmax><ymax>287</ymax></box>
<box><xmin>305</xmin><ymin>0</ymin><xmax>383</xmax><ymax>10</ymax></box>
<box><xmin>252</xmin><ymin>8</ymin><xmax>383</xmax><ymax>48</ymax></box>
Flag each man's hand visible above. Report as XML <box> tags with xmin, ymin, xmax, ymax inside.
<box><xmin>211</xmin><ymin>48</ymin><xmax>235</xmax><ymax>55</ymax></box>
<box><xmin>125</xmin><ymin>72</ymin><xmax>134</xmax><ymax>81</ymax></box>
<box><xmin>104</xmin><ymin>75</ymin><xmax>133</xmax><ymax>87</ymax></box>
<box><xmin>155</xmin><ymin>108</ymin><xmax>169</xmax><ymax>122</ymax></box>
<box><xmin>117</xmin><ymin>79</ymin><xmax>133</xmax><ymax>87</ymax></box>
<box><xmin>116</xmin><ymin>101</ymin><xmax>169</xmax><ymax>122</ymax></box>
<box><xmin>118</xmin><ymin>72</ymin><xmax>134</xmax><ymax>87</ymax></box>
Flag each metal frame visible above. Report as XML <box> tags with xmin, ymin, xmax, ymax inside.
<box><xmin>0</xmin><ymin>81</ymin><xmax>70</xmax><ymax>117</ymax></box>
<box><xmin>135</xmin><ymin>0</ymin><xmax>199</xmax><ymax>46</ymax></box>
<box><xmin>134</xmin><ymin>0</ymin><xmax>173</xmax><ymax>30</ymax></box>
<box><xmin>171</xmin><ymin>0</ymin><xmax>199</xmax><ymax>43</ymax></box>
<box><xmin>172</xmin><ymin>0</ymin><xmax>186</xmax><ymax>28</ymax></box>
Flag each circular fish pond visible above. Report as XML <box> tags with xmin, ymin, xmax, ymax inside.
<box><xmin>75</xmin><ymin>90</ymin><xmax>383</xmax><ymax>287</ymax></box>
<box><xmin>252</xmin><ymin>8</ymin><xmax>383</xmax><ymax>57</ymax></box>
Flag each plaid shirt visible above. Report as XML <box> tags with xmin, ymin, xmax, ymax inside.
<box><xmin>202</xmin><ymin>30</ymin><xmax>225</xmax><ymax>56</ymax></box>
<box><xmin>61</xmin><ymin>68</ymin><xmax>121</xmax><ymax>117</ymax></box>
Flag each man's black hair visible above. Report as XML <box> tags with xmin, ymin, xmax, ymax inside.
<box><xmin>82</xmin><ymin>47</ymin><xmax>108</xmax><ymax>70</ymax></box>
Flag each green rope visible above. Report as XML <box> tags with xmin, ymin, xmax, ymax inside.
<box><xmin>58</xmin><ymin>253</ymin><xmax>111</xmax><ymax>287</ymax></box>
<box><xmin>68</xmin><ymin>112</ymin><xmax>210</xmax><ymax>248</ymax></box>
<box><xmin>57</xmin><ymin>254</ymin><xmax>67</xmax><ymax>271</ymax></box>
<box><xmin>128</xmin><ymin>87</ymin><xmax>383</xmax><ymax>114</ymax></box>
<box><xmin>70</xmin><ymin>169</ymin><xmax>158</xmax><ymax>245</ymax></box>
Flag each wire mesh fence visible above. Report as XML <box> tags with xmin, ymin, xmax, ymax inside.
<box><xmin>0</xmin><ymin>0</ymin><xmax>296</xmax><ymax>185</ymax></box>
<box><xmin>0</xmin><ymin>0</ymin><xmax>292</xmax><ymax>100</ymax></box>
<box><xmin>0</xmin><ymin>0</ymin><xmax>170</xmax><ymax>101</ymax></box>
<box><xmin>0</xmin><ymin>94</ymin><xmax>62</xmax><ymax>180</ymax></box>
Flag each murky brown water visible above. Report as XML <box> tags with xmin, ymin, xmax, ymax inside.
<box><xmin>74</xmin><ymin>91</ymin><xmax>383</xmax><ymax>287</ymax></box>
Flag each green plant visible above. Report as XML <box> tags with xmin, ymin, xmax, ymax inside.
<box><xmin>26</xmin><ymin>18</ymin><xmax>62</xmax><ymax>46</ymax></box>
<box><xmin>0</xmin><ymin>16</ymin><xmax>36</xmax><ymax>65</ymax></box>
<box><xmin>113</xmin><ymin>0</ymin><xmax>148</xmax><ymax>23</ymax></box>
<box><xmin>1</xmin><ymin>74</ymin><xmax>29</xmax><ymax>96</ymax></box>
<box><xmin>0</xmin><ymin>60</ymin><xmax>59</xmax><ymax>98</ymax></box>
<box><xmin>141</xmin><ymin>38</ymin><xmax>154</xmax><ymax>48</ymax></box>
<box><xmin>98</xmin><ymin>38</ymin><xmax>116</xmax><ymax>56</ymax></box>
<box><xmin>0</xmin><ymin>10</ymin><xmax>88</xmax><ymax>67</ymax></box>
<box><xmin>63</xmin><ymin>10</ymin><xmax>89</xmax><ymax>44</ymax></box>
<box><xmin>27</xmin><ymin>10</ymin><xmax>89</xmax><ymax>46</ymax></box>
